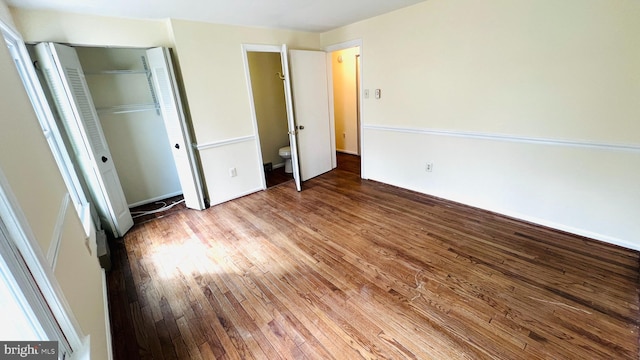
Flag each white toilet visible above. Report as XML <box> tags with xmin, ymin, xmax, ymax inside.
<box><xmin>278</xmin><ymin>146</ymin><xmax>293</xmax><ymax>173</ymax></box>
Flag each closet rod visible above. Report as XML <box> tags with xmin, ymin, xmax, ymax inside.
<box><xmin>84</xmin><ymin>69</ymin><xmax>150</xmax><ymax>75</ymax></box>
<box><xmin>97</xmin><ymin>103</ymin><xmax>160</xmax><ymax>115</ymax></box>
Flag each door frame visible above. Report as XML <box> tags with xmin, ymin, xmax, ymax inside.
<box><xmin>241</xmin><ymin>44</ymin><xmax>300</xmax><ymax>190</ymax></box>
<box><xmin>324</xmin><ymin>39</ymin><xmax>364</xmax><ymax>178</ymax></box>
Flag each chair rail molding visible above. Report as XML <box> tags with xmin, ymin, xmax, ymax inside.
<box><xmin>363</xmin><ymin>124</ymin><xmax>640</xmax><ymax>153</ymax></box>
<box><xmin>196</xmin><ymin>135</ymin><xmax>256</xmax><ymax>152</ymax></box>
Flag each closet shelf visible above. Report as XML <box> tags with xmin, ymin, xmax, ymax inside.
<box><xmin>85</xmin><ymin>70</ymin><xmax>150</xmax><ymax>75</ymax></box>
<box><xmin>97</xmin><ymin>103</ymin><xmax>160</xmax><ymax>115</ymax></box>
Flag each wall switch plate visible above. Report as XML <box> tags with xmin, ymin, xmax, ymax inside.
<box><xmin>364</xmin><ymin>89</ymin><xmax>370</xmax><ymax>98</ymax></box>
<box><xmin>425</xmin><ymin>163</ymin><xmax>433</xmax><ymax>172</ymax></box>
<box><xmin>229</xmin><ymin>167</ymin><xmax>237</xmax><ymax>177</ymax></box>
<box><xmin>375</xmin><ymin>89</ymin><xmax>381</xmax><ymax>99</ymax></box>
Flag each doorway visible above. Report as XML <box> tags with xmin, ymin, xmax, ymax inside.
<box><xmin>330</xmin><ymin>47</ymin><xmax>361</xmax><ymax>157</ymax></box>
<box><xmin>329</xmin><ymin>45</ymin><xmax>362</xmax><ymax>180</ymax></box>
<box><xmin>245</xmin><ymin>50</ymin><xmax>293</xmax><ymax>188</ymax></box>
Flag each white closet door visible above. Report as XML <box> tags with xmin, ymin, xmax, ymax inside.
<box><xmin>35</xmin><ymin>42</ymin><xmax>133</xmax><ymax>237</ymax></box>
<box><xmin>145</xmin><ymin>47</ymin><xmax>206</xmax><ymax>210</ymax></box>
<box><xmin>288</xmin><ymin>50</ymin><xmax>333</xmax><ymax>181</ymax></box>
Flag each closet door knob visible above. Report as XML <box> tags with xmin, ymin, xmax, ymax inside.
<box><xmin>101</xmin><ymin>156</ymin><xmax>108</xmax><ymax>163</ymax></box>
<box><xmin>298</xmin><ymin>125</ymin><xmax>305</xmax><ymax>130</ymax></box>
<box><xmin>175</xmin><ymin>144</ymin><xmax>180</xmax><ymax>149</ymax></box>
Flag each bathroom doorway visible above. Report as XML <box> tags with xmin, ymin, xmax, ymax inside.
<box><xmin>245</xmin><ymin>50</ymin><xmax>293</xmax><ymax>188</ymax></box>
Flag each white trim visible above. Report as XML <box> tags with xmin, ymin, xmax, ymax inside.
<box><xmin>47</xmin><ymin>193</ymin><xmax>70</xmax><ymax>270</ymax></box>
<box><xmin>324</xmin><ymin>39</ymin><xmax>363</xmax><ymax>53</ymax></box>
<box><xmin>337</xmin><ymin>149</ymin><xmax>359</xmax><ymax>156</ymax></box>
<box><xmin>241</xmin><ymin>43</ymin><xmax>280</xmax><ymax>191</ymax></box>
<box><xmin>500</xmin><ymin>208</ymin><xmax>640</xmax><ymax>252</ymax></box>
<box><xmin>102</xmin><ymin>269</ymin><xmax>113</xmax><ymax>360</ymax></box>
<box><xmin>381</xmin><ymin>177</ymin><xmax>639</xmax><ymax>252</ymax></box>
<box><xmin>272</xmin><ymin>162</ymin><xmax>285</xmax><ymax>169</ymax></box>
<box><xmin>0</xmin><ymin>168</ymin><xmax>84</xmax><ymax>353</ymax></box>
<box><xmin>196</xmin><ymin>135</ymin><xmax>256</xmax><ymax>151</ymax></box>
<box><xmin>242</xmin><ymin>44</ymin><xmax>283</xmax><ymax>53</ymax></box>
<box><xmin>69</xmin><ymin>336</ymin><xmax>91</xmax><ymax>360</ymax></box>
<box><xmin>1</xmin><ymin>22</ymin><xmax>91</xmax><ymax>231</ymax></box>
<box><xmin>364</xmin><ymin>124</ymin><xmax>640</xmax><ymax>153</ymax></box>
<box><xmin>209</xmin><ymin>187</ymin><xmax>264</xmax><ymax>207</ymax></box>
<box><xmin>127</xmin><ymin>190</ymin><xmax>183</xmax><ymax>208</ymax></box>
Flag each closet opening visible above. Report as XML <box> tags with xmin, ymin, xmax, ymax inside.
<box><xmin>29</xmin><ymin>43</ymin><xmax>206</xmax><ymax>237</ymax></box>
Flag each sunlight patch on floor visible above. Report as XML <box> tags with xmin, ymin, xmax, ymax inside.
<box><xmin>150</xmin><ymin>238</ymin><xmax>225</xmax><ymax>279</ymax></box>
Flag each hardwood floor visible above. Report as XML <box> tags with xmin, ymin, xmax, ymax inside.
<box><xmin>336</xmin><ymin>152</ymin><xmax>361</xmax><ymax>177</ymax></box>
<box><xmin>265</xmin><ymin>165</ymin><xmax>294</xmax><ymax>188</ymax></box>
<box><xmin>130</xmin><ymin>195</ymin><xmax>187</xmax><ymax>226</ymax></box>
<box><xmin>107</xmin><ymin>160</ymin><xmax>640</xmax><ymax>359</ymax></box>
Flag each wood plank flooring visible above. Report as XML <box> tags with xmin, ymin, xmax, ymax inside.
<box><xmin>107</xmin><ymin>155</ymin><xmax>640</xmax><ymax>359</ymax></box>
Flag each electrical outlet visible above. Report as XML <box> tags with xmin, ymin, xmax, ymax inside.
<box><xmin>425</xmin><ymin>163</ymin><xmax>433</xmax><ymax>172</ymax></box>
<box><xmin>375</xmin><ymin>89</ymin><xmax>381</xmax><ymax>99</ymax></box>
<box><xmin>229</xmin><ymin>167</ymin><xmax>237</xmax><ymax>177</ymax></box>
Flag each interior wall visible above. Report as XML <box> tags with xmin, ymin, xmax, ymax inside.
<box><xmin>10</xmin><ymin>9</ymin><xmax>322</xmax><ymax>206</ymax></box>
<box><xmin>76</xmin><ymin>47</ymin><xmax>182</xmax><ymax>207</ymax></box>
<box><xmin>0</xmin><ymin>0</ymin><xmax>13</xmax><ymax>28</ymax></box>
<box><xmin>168</xmin><ymin>19</ymin><xmax>320</xmax><ymax>205</ymax></box>
<box><xmin>247</xmin><ymin>51</ymin><xmax>289</xmax><ymax>168</ymax></box>
<box><xmin>0</xmin><ymin>11</ymin><xmax>109</xmax><ymax>359</ymax></box>
<box><xmin>9</xmin><ymin>8</ymin><xmax>172</xmax><ymax>47</ymax></box>
<box><xmin>321</xmin><ymin>0</ymin><xmax>640</xmax><ymax>249</ymax></box>
<box><xmin>331</xmin><ymin>47</ymin><xmax>359</xmax><ymax>155</ymax></box>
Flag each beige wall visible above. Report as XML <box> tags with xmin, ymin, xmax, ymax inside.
<box><xmin>168</xmin><ymin>19</ymin><xmax>320</xmax><ymax>203</ymax></box>
<box><xmin>168</xmin><ymin>19</ymin><xmax>320</xmax><ymax>143</ymax></box>
<box><xmin>331</xmin><ymin>47</ymin><xmax>359</xmax><ymax>154</ymax></box>
<box><xmin>322</xmin><ymin>0</ymin><xmax>640</xmax><ymax>248</ymax></box>
<box><xmin>8</xmin><ymin>2</ymin><xmax>640</xmax><ymax>248</ymax></box>
<box><xmin>9</xmin><ymin>8</ymin><xmax>321</xmax><ymax>206</ymax></box>
<box><xmin>248</xmin><ymin>51</ymin><xmax>290</xmax><ymax>167</ymax></box>
<box><xmin>10</xmin><ymin>8</ymin><xmax>171</xmax><ymax>47</ymax></box>
<box><xmin>0</xmin><ymin>6</ymin><xmax>109</xmax><ymax>358</ymax></box>
<box><xmin>322</xmin><ymin>0</ymin><xmax>640</xmax><ymax>143</ymax></box>
<box><xmin>0</xmin><ymin>0</ymin><xmax>13</xmax><ymax>28</ymax></box>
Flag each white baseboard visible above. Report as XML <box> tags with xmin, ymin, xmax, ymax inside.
<box><xmin>128</xmin><ymin>191</ymin><xmax>183</xmax><ymax>208</ymax></box>
<box><xmin>209</xmin><ymin>187</ymin><xmax>263</xmax><ymax>207</ymax></box>
<box><xmin>101</xmin><ymin>269</ymin><xmax>113</xmax><ymax>360</ymax></box>
<box><xmin>337</xmin><ymin>149</ymin><xmax>359</xmax><ymax>156</ymax></box>
<box><xmin>272</xmin><ymin>162</ymin><xmax>285</xmax><ymax>169</ymax></box>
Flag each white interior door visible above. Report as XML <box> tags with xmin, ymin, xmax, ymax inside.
<box><xmin>146</xmin><ymin>47</ymin><xmax>206</xmax><ymax>210</ymax></box>
<box><xmin>288</xmin><ymin>50</ymin><xmax>333</xmax><ymax>181</ymax></box>
<box><xmin>281</xmin><ymin>44</ymin><xmax>302</xmax><ymax>191</ymax></box>
<box><xmin>35</xmin><ymin>42</ymin><xmax>133</xmax><ymax>237</ymax></box>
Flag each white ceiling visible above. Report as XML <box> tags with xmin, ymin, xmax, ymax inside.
<box><xmin>6</xmin><ymin>0</ymin><xmax>427</xmax><ymax>32</ymax></box>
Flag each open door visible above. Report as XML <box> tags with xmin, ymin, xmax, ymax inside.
<box><xmin>35</xmin><ymin>42</ymin><xmax>133</xmax><ymax>237</ymax></box>
<box><xmin>288</xmin><ymin>50</ymin><xmax>333</xmax><ymax>182</ymax></box>
<box><xmin>281</xmin><ymin>44</ymin><xmax>302</xmax><ymax>191</ymax></box>
<box><xmin>146</xmin><ymin>47</ymin><xmax>206</xmax><ymax>210</ymax></box>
